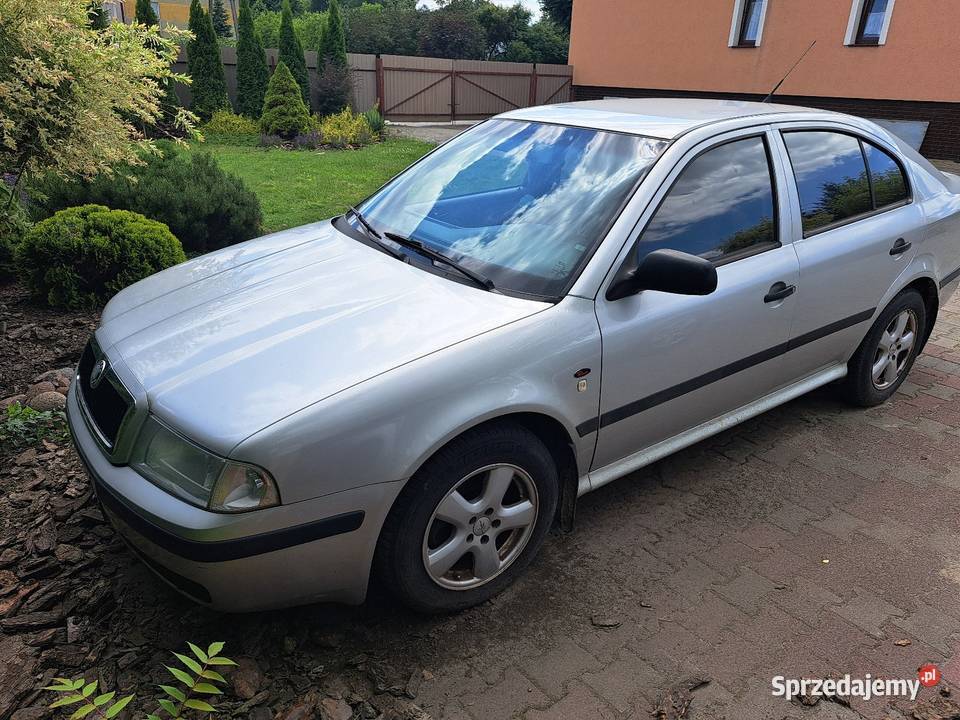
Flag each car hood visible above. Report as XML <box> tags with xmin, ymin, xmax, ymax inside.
<box><xmin>97</xmin><ymin>220</ymin><xmax>548</xmax><ymax>453</ymax></box>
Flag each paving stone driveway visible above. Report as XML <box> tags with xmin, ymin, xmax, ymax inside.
<box><xmin>410</xmin><ymin>292</ymin><xmax>960</xmax><ymax>719</ymax></box>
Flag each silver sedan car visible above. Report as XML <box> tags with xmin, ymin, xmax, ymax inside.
<box><xmin>68</xmin><ymin>99</ymin><xmax>960</xmax><ymax>613</ymax></box>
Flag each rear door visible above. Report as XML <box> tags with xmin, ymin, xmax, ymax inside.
<box><xmin>590</xmin><ymin>127</ymin><xmax>800</xmax><ymax>471</ymax></box>
<box><xmin>770</xmin><ymin>125</ymin><xmax>925</xmax><ymax>378</ymax></box>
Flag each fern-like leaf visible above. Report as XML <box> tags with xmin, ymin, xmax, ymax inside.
<box><xmin>184</xmin><ymin>699</ymin><xmax>216</xmax><ymax>712</ymax></box>
<box><xmin>187</xmin><ymin>642</ymin><xmax>209</xmax><ymax>664</ymax></box>
<box><xmin>105</xmin><ymin>695</ymin><xmax>134</xmax><ymax>718</ymax></box>
<box><xmin>174</xmin><ymin>652</ymin><xmax>203</xmax><ymax>676</ymax></box>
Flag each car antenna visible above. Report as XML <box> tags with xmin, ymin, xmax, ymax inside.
<box><xmin>763</xmin><ymin>40</ymin><xmax>816</xmax><ymax>103</ymax></box>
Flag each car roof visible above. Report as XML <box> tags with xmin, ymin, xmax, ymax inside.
<box><xmin>500</xmin><ymin>98</ymin><xmax>828</xmax><ymax>140</ymax></box>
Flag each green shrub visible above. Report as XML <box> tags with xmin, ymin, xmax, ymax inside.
<box><xmin>362</xmin><ymin>104</ymin><xmax>385</xmax><ymax>137</ymax></box>
<box><xmin>260</xmin><ymin>61</ymin><xmax>313</xmax><ymax>139</ymax></box>
<box><xmin>29</xmin><ymin>144</ymin><xmax>263</xmax><ymax>255</ymax></box>
<box><xmin>16</xmin><ymin>205</ymin><xmax>186</xmax><ymax>309</ymax></box>
<box><xmin>319</xmin><ymin>107</ymin><xmax>373</xmax><ymax>148</ymax></box>
<box><xmin>1</xmin><ymin>188</ymin><xmax>32</xmax><ymax>280</ymax></box>
<box><xmin>314</xmin><ymin>59</ymin><xmax>351</xmax><ymax>117</ymax></box>
<box><xmin>203</xmin><ymin>110</ymin><xmax>260</xmax><ymax>137</ymax></box>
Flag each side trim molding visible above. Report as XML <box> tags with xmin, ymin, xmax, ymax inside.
<box><xmin>940</xmin><ymin>265</ymin><xmax>960</xmax><ymax>289</ymax></box>
<box><xmin>575</xmin><ymin>308</ymin><xmax>874</xmax><ymax>437</ymax></box>
<box><xmin>581</xmin><ymin>364</ymin><xmax>848</xmax><ymax>496</ymax></box>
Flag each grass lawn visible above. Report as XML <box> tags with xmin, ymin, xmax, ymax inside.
<box><xmin>195</xmin><ymin>137</ymin><xmax>435</xmax><ymax>233</ymax></box>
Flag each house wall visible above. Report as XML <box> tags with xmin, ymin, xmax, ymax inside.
<box><xmin>568</xmin><ymin>0</ymin><xmax>960</xmax><ymax>158</ymax></box>
<box><xmin>568</xmin><ymin>0</ymin><xmax>960</xmax><ymax>103</ymax></box>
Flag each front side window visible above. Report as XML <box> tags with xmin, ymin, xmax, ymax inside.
<box><xmin>738</xmin><ymin>0</ymin><xmax>765</xmax><ymax>46</ymax></box>
<box><xmin>636</xmin><ymin>136</ymin><xmax>778</xmax><ymax>263</ymax></box>
<box><xmin>783</xmin><ymin>131</ymin><xmax>872</xmax><ymax>234</ymax></box>
<box><xmin>855</xmin><ymin>0</ymin><xmax>890</xmax><ymax>45</ymax></box>
<box><xmin>354</xmin><ymin>120</ymin><xmax>667</xmax><ymax>298</ymax></box>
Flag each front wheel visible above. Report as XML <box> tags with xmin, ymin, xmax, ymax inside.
<box><xmin>374</xmin><ymin>423</ymin><xmax>559</xmax><ymax>614</ymax></box>
<box><xmin>841</xmin><ymin>289</ymin><xmax>926</xmax><ymax>407</ymax></box>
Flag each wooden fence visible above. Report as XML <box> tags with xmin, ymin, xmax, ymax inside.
<box><xmin>174</xmin><ymin>48</ymin><xmax>573</xmax><ymax>122</ymax></box>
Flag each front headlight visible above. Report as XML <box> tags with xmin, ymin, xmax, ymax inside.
<box><xmin>130</xmin><ymin>416</ymin><xmax>280</xmax><ymax>513</ymax></box>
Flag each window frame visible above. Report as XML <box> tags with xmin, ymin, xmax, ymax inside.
<box><xmin>632</xmin><ymin>132</ymin><xmax>782</xmax><ymax>268</ymax></box>
<box><xmin>729</xmin><ymin>0</ymin><xmax>769</xmax><ymax>48</ymax></box>
<box><xmin>779</xmin><ymin>127</ymin><xmax>912</xmax><ymax>239</ymax></box>
<box><xmin>845</xmin><ymin>0</ymin><xmax>897</xmax><ymax>47</ymax></box>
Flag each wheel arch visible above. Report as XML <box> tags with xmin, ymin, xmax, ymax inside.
<box><xmin>388</xmin><ymin>411</ymin><xmax>581</xmax><ymax>535</ymax></box>
<box><xmin>902</xmin><ymin>275</ymin><xmax>939</xmax><ymax>351</ymax></box>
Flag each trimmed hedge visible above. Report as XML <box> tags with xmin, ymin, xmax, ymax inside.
<box><xmin>16</xmin><ymin>205</ymin><xmax>186</xmax><ymax>309</ymax></box>
<box><xmin>29</xmin><ymin>143</ymin><xmax>262</xmax><ymax>255</ymax></box>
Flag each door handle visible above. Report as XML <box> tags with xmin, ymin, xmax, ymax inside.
<box><xmin>764</xmin><ymin>281</ymin><xmax>796</xmax><ymax>303</ymax></box>
<box><xmin>889</xmin><ymin>238</ymin><xmax>912</xmax><ymax>256</ymax></box>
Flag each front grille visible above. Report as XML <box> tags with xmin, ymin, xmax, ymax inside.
<box><xmin>77</xmin><ymin>342</ymin><xmax>131</xmax><ymax>448</ymax></box>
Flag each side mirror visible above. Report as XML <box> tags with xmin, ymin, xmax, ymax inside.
<box><xmin>606</xmin><ymin>248</ymin><xmax>718</xmax><ymax>301</ymax></box>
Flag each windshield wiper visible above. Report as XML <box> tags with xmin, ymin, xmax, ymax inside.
<box><xmin>347</xmin><ymin>207</ymin><xmax>405</xmax><ymax>261</ymax></box>
<box><xmin>383</xmin><ymin>232</ymin><xmax>495</xmax><ymax>291</ymax></box>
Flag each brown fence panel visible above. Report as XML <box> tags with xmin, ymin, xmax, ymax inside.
<box><xmin>348</xmin><ymin>53</ymin><xmax>378</xmax><ymax>112</ymax></box>
<box><xmin>379</xmin><ymin>55</ymin><xmax>455</xmax><ymax>122</ymax></box>
<box><xmin>534</xmin><ymin>63</ymin><xmax>573</xmax><ymax>106</ymax></box>
<box><xmin>452</xmin><ymin>59</ymin><xmax>534</xmax><ymax>119</ymax></box>
<box><xmin>172</xmin><ymin>49</ymin><xmax>572</xmax><ymax>121</ymax></box>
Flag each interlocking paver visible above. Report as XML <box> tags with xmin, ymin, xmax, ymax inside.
<box><xmin>431</xmin><ymin>290</ymin><xmax>960</xmax><ymax>718</ymax></box>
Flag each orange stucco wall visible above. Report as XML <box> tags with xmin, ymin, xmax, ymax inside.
<box><xmin>569</xmin><ymin>0</ymin><xmax>960</xmax><ymax>103</ymax></box>
<box><xmin>120</xmin><ymin>0</ymin><xmax>233</xmax><ymax>28</ymax></box>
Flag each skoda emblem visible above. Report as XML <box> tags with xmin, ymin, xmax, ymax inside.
<box><xmin>89</xmin><ymin>359</ymin><xmax>108</xmax><ymax>389</ymax></box>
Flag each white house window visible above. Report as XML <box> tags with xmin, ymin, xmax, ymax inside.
<box><xmin>103</xmin><ymin>0</ymin><xmax>124</xmax><ymax>21</ymax></box>
<box><xmin>152</xmin><ymin>1</ymin><xmax>161</xmax><ymax>19</ymax></box>
<box><xmin>845</xmin><ymin>0</ymin><xmax>897</xmax><ymax>46</ymax></box>
<box><xmin>729</xmin><ymin>0</ymin><xmax>769</xmax><ymax>48</ymax></box>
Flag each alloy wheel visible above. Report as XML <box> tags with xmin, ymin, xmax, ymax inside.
<box><xmin>422</xmin><ymin>463</ymin><xmax>539</xmax><ymax>590</ymax></box>
<box><xmin>871</xmin><ymin>309</ymin><xmax>917</xmax><ymax>390</ymax></box>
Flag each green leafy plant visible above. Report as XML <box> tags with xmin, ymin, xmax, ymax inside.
<box><xmin>319</xmin><ymin>107</ymin><xmax>373</xmax><ymax>149</ymax></box>
<box><xmin>17</xmin><ymin>205</ymin><xmax>186</xmax><ymax>309</ymax></box>
<box><xmin>0</xmin><ymin>403</ymin><xmax>69</xmax><ymax>453</ymax></box>
<box><xmin>46</xmin><ymin>642</ymin><xmax>235</xmax><ymax>719</ymax></box>
<box><xmin>361</xmin><ymin>104</ymin><xmax>385</xmax><ymax>138</ymax></box>
<box><xmin>259</xmin><ymin>61</ymin><xmax>312</xmax><ymax>139</ymax></box>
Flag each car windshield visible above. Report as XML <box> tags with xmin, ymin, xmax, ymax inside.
<box><xmin>352</xmin><ymin>119</ymin><xmax>667</xmax><ymax>298</ymax></box>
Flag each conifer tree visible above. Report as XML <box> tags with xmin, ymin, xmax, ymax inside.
<box><xmin>260</xmin><ymin>61</ymin><xmax>311</xmax><ymax>138</ymax></box>
<box><xmin>278</xmin><ymin>0</ymin><xmax>310</xmax><ymax>108</ymax></box>
<box><xmin>317</xmin><ymin>0</ymin><xmax>346</xmax><ymax>67</ymax></box>
<box><xmin>236</xmin><ymin>0</ymin><xmax>269</xmax><ymax>117</ymax></box>
<box><xmin>187</xmin><ymin>0</ymin><xmax>230</xmax><ymax>119</ymax></box>
<box><xmin>209</xmin><ymin>0</ymin><xmax>232</xmax><ymax>38</ymax></box>
<box><xmin>136</xmin><ymin>0</ymin><xmax>159</xmax><ymax>25</ymax></box>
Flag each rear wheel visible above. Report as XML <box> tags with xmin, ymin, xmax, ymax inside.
<box><xmin>375</xmin><ymin>423</ymin><xmax>559</xmax><ymax>613</ymax></box>
<box><xmin>841</xmin><ymin>289</ymin><xmax>926</xmax><ymax>407</ymax></box>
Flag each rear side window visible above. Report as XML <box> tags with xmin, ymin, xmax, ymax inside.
<box><xmin>783</xmin><ymin>131</ymin><xmax>872</xmax><ymax>234</ymax></box>
<box><xmin>637</xmin><ymin>136</ymin><xmax>778</xmax><ymax>263</ymax></box>
<box><xmin>863</xmin><ymin>142</ymin><xmax>909</xmax><ymax>208</ymax></box>
<box><xmin>783</xmin><ymin>130</ymin><xmax>910</xmax><ymax>235</ymax></box>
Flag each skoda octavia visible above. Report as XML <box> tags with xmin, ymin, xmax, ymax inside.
<box><xmin>68</xmin><ymin>99</ymin><xmax>960</xmax><ymax>613</ymax></box>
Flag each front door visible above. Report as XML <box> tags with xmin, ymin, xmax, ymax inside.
<box><xmin>591</xmin><ymin>129</ymin><xmax>800</xmax><ymax>471</ymax></box>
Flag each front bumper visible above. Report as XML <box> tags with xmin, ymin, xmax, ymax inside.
<box><xmin>67</xmin><ymin>384</ymin><xmax>403</xmax><ymax>611</ymax></box>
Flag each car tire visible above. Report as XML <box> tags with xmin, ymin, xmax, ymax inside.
<box><xmin>841</xmin><ymin>289</ymin><xmax>926</xmax><ymax>407</ymax></box>
<box><xmin>374</xmin><ymin>422</ymin><xmax>559</xmax><ymax>614</ymax></box>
